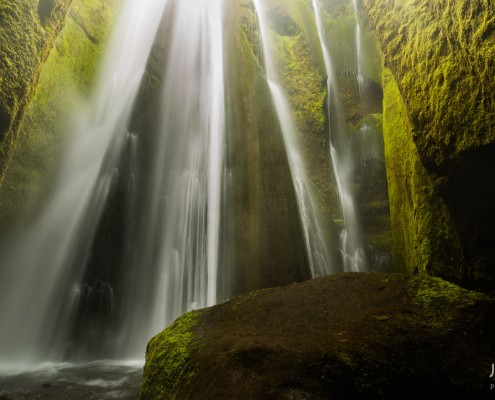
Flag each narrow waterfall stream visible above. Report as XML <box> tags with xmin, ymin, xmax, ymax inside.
<box><xmin>252</xmin><ymin>0</ymin><xmax>333</xmax><ymax>278</ymax></box>
<box><xmin>312</xmin><ymin>0</ymin><xmax>368</xmax><ymax>272</ymax></box>
<box><xmin>352</xmin><ymin>0</ymin><xmax>365</xmax><ymax>97</ymax></box>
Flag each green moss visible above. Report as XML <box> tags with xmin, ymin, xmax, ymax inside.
<box><xmin>381</xmin><ymin>68</ymin><xmax>464</xmax><ymax>279</ymax></box>
<box><xmin>364</xmin><ymin>0</ymin><xmax>495</xmax><ymax>172</ymax></box>
<box><xmin>349</xmin><ymin>113</ymin><xmax>382</xmax><ymax>136</ymax></box>
<box><xmin>271</xmin><ymin>23</ymin><xmax>326</xmax><ymax>135</ymax></box>
<box><xmin>0</xmin><ymin>0</ymin><xmax>74</xmax><ymax>183</ymax></box>
<box><xmin>407</xmin><ymin>275</ymin><xmax>486</xmax><ymax>330</ymax></box>
<box><xmin>0</xmin><ymin>0</ymin><xmax>117</xmax><ymax>227</ymax></box>
<box><xmin>266</xmin><ymin>7</ymin><xmax>341</xmax><ymax>247</ymax></box>
<box><xmin>139</xmin><ymin>310</ymin><xmax>200</xmax><ymax>400</ymax></box>
<box><xmin>411</xmin><ymin>276</ymin><xmax>483</xmax><ymax>310</ymax></box>
<box><xmin>367</xmin><ymin>0</ymin><xmax>495</xmax><ymax>287</ymax></box>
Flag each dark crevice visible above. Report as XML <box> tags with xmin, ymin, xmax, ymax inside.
<box><xmin>0</xmin><ymin>104</ymin><xmax>11</xmax><ymax>141</ymax></box>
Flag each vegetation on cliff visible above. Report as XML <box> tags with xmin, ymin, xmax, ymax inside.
<box><xmin>365</xmin><ymin>0</ymin><xmax>495</xmax><ymax>290</ymax></box>
<box><xmin>0</xmin><ymin>0</ymin><xmax>118</xmax><ymax>227</ymax></box>
<box><xmin>365</xmin><ymin>0</ymin><xmax>495</xmax><ymax>170</ymax></box>
<box><xmin>0</xmin><ymin>0</ymin><xmax>74</xmax><ymax>183</ymax></box>
<box><xmin>382</xmin><ymin>68</ymin><xmax>464</xmax><ymax>279</ymax></box>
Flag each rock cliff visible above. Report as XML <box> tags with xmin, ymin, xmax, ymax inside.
<box><xmin>365</xmin><ymin>0</ymin><xmax>495</xmax><ymax>291</ymax></box>
<box><xmin>140</xmin><ymin>272</ymin><xmax>495</xmax><ymax>399</ymax></box>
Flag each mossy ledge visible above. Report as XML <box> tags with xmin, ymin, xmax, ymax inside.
<box><xmin>0</xmin><ymin>0</ymin><xmax>74</xmax><ymax>184</ymax></box>
<box><xmin>364</xmin><ymin>0</ymin><xmax>495</xmax><ymax>290</ymax></box>
<box><xmin>139</xmin><ymin>273</ymin><xmax>495</xmax><ymax>399</ymax></box>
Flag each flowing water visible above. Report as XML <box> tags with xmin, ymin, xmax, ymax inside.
<box><xmin>119</xmin><ymin>0</ymin><xmax>226</xmax><ymax>358</ymax></box>
<box><xmin>0</xmin><ymin>0</ymin><xmax>169</xmax><ymax>365</ymax></box>
<box><xmin>311</xmin><ymin>0</ymin><xmax>368</xmax><ymax>272</ymax></box>
<box><xmin>252</xmin><ymin>0</ymin><xmax>333</xmax><ymax>277</ymax></box>
<box><xmin>0</xmin><ymin>360</ymin><xmax>142</xmax><ymax>399</ymax></box>
<box><xmin>352</xmin><ymin>0</ymin><xmax>365</xmax><ymax>96</ymax></box>
<box><xmin>0</xmin><ymin>0</ymin><xmax>381</xmax><ymax>384</ymax></box>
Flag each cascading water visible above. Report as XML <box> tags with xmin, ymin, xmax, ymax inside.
<box><xmin>119</xmin><ymin>0</ymin><xmax>226</xmax><ymax>358</ymax></box>
<box><xmin>0</xmin><ymin>0</ymin><xmax>386</xmax><ymax>378</ymax></box>
<box><xmin>253</xmin><ymin>0</ymin><xmax>332</xmax><ymax>278</ymax></box>
<box><xmin>352</xmin><ymin>0</ymin><xmax>365</xmax><ymax>96</ymax></box>
<box><xmin>311</xmin><ymin>0</ymin><xmax>368</xmax><ymax>272</ymax></box>
<box><xmin>0</xmin><ymin>0</ymin><xmax>169</xmax><ymax>365</ymax></box>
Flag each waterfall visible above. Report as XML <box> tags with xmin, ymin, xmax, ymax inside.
<box><xmin>312</xmin><ymin>0</ymin><xmax>368</xmax><ymax>272</ymax></box>
<box><xmin>119</xmin><ymin>0</ymin><xmax>226</xmax><ymax>358</ymax></box>
<box><xmin>0</xmin><ymin>0</ymin><xmax>169</xmax><ymax>365</ymax></box>
<box><xmin>0</xmin><ymin>0</ymin><xmax>382</xmax><ymax>368</ymax></box>
<box><xmin>352</xmin><ymin>0</ymin><xmax>365</xmax><ymax>96</ymax></box>
<box><xmin>252</xmin><ymin>0</ymin><xmax>332</xmax><ymax>277</ymax></box>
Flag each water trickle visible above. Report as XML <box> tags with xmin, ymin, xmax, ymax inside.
<box><xmin>253</xmin><ymin>0</ymin><xmax>332</xmax><ymax>277</ymax></box>
<box><xmin>312</xmin><ymin>0</ymin><xmax>368</xmax><ymax>272</ymax></box>
<box><xmin>352</xmin><ymin>0</ymin><xmax>365</xmax><ymax>97</ymax></box>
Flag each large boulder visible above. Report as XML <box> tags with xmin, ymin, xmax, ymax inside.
<box><xmin>140</xmin><ymin>273</ymin><xmax>495</xmax><ymax>399</ymax></box>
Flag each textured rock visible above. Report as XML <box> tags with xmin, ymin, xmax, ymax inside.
<box><xmin>365</xmin><ymin>0</ymin><xmax>495</xmax><ymax>290</ymax></box>
<box><xmin>381</xmin><ymin>68</ymin><xmax>464</xmax><ymax>280</ymax></box>
<box><xmin>140</xmin><ymin>272</ymin><xmax>495</xmax><ymax>400</ymax></box>
<box><xmin>0</xmin><ymin>0</ymin><xmax>118</xmax><ymax>228</ymax></box>
<box><xmin>0</xmin><ymin>0</ymin><xmax>74</xmax><ymax>182</ymax></box>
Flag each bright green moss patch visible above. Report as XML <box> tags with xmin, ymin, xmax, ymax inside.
<box><xmin>381</xmin><ymin>68</ymin><xmax>464</xmax><ymax>280</ymax></box>
<box><xmin>364</xmin><ymin>0</ymin><xmax>495</xmax><ymax>179</ymax></box>
<box><xmin>139</xmin><ymin>310</ymin><xmax>200</xmax><ymax>400</ymax></box>
<box><xmin>71</xmin><ymin>0</ymin><xmax>117</xmax><ymax>44</ymax></box>
<box><xmin>273</xmin><ymin>25</ymin><xmax>326</xmax><ymax>135</ymax></box>
<box><xmin>0</xmin><ymin>0</ymin><xmax>118</xmax><ymax>228</ymax></box>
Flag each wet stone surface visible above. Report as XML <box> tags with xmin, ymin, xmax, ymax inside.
<box><xmin>0</xmin><ymin>361</ymin><xmax>142</xmax><ymax>400</ymax></box>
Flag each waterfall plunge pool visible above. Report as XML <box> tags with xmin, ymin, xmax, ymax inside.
<box><xmin>0</xmin><ymin>360</ymin><xmax>143</xmax><ymax>400</ymax></box>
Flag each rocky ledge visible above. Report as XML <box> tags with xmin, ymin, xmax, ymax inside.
<box><xmin>139</xmin><ymin>273</ymin><xmax>495</xmax><ymax>399</ymax></box>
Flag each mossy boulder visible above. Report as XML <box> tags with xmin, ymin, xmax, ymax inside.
<box><xmin>0</xmin><ymin>0</ymin><xmax>74</xmax><ymax>183</ymax></box>
<box><xmin>365</xmin><ymin>0</ymin><xmax>495</xmax><ymax>290</ymax></box>
<box><xmin>140</xmin><ymin>273</ymin><xmax>495</xmax><ymax>399</ymax></box>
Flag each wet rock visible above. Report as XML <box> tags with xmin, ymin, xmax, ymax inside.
<box><xmin>364</xmin><ymin>0</ymin><xmax>495</xmax><ymax>291</ymax></box>
<box><xmin>140</xmin><ymin>273</ymin><xmax>495</xmax><ymax>399</ymax></box>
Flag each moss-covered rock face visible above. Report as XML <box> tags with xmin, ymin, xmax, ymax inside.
<box><xmin>365</xmin><ymin>0</ymin><xmax>495</xmax><ymax>290</ymax></box>
<box><xmin>0</xmin><ymin>0</ymin><xmax>118</xmax><ymax>356</ymax></box>
<box><xmin>366</xmin><ymin>0</ymin><xmax>495</xmax><ymax>170</ymax></box>
<box><xmin>139</xmin><ymin>273</ymin><xmax>495</xmax><ymax>399</ymax></box>
<box><xmin>0</xmin><ymin>0</ymin><xmax>118</xmax><ymax>228</ymax></box>
<box><xmin>0</xmin><ymin>0</ymin><xmax>73</xmax><ymax>182</ymax></box>
<box><xmin>140</xmin><ymin>311</ymin><xmax>200</xmax><ymax>400</ymax></box>
<box><xmin>382</xmin><ymin>68</ymin><xmax>464</xmax><ymax>280</ymax></box>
